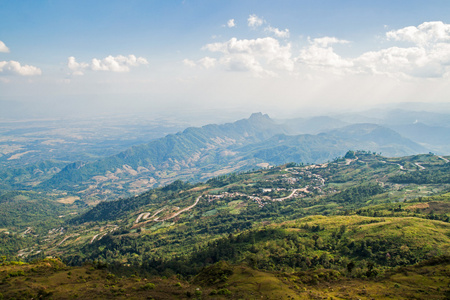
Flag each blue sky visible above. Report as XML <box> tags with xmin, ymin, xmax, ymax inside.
<box><xmin>1</xmin><ymin>0</ymin><xmax>450</xmax><ymax>118</ymax></box>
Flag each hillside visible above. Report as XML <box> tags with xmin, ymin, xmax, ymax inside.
<box><xmin>3</xmin><ymin>152</ymin><xmax>449</xmax><ymax>264</ymax></box>
<box><xmin>1</xmin><ymin>256</ymin><xmax>449</xmax><ymax>299</ymax></box>
<box><xmin>1</xmin><ymin>152</ymin><xmax>450</xmax><ymax>299</ymax></box>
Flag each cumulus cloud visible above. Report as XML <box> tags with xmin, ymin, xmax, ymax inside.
<box><xmin>354</xmin><ymin>44</ymin><xmax>450</xmax><ymax>78</ymax></box>
<box><xmin>353</xmin><ymin>21</ymin><xmax>450</xmax><ymax>78</ymax></box>
<box><xmin>248</xmin><ymin>14</ymin><xmax>264</xmax><ymax>28</ymax></box>
<box><xmin>265</xmin><ymin>26</ymin><xmax>290</xmax><ymax>38</ymax></box>
<box><xmin>68</xmin><ymin>55</ymin><xmax>148</xmax><ymax>75</ymax></box>
<box><xmin>203</xmin><ymin>37</ymin><xmax>293</xmax><ymax>75</ymax></box>
<box><xmin>386</xmin><ymin>21</ymin><xmax>450</xmax><ymax>45</ymax></box>
<box><xmin>298</xmin><ymin>46</ymin><xmax>353</xmax><ymax>70</ymax></box>
<box><xmin>185</xmin><ymin>20</ymin><xmax>450</xmax><ymax>79</ymax></box>
<box><xmin>183</xmin><ymin>59</ymin><xmax>196</xmax><ymax>67</ymax></box>
<box><xmin>227</xmin><ymin>19</ymin><xmax>236</xmax><ymax>28</ymax></box>
<box><xmin>295</xmin><ymin>22</ymin><xmax>450</xmax><ymax>78</ymax></box>
<box><xmin>198</xmin><ymin>57</ymin><xmax>217</xmax><ymax>69</ymax></box>
<box><xmin>0</xmin><ymin>60</ymin><xmax>42</xmax><ymax>76</ymax></box>
<box><xmin>67</xmin><ymin>56</ymin><xmax>89</xmax><ymax>76</ymax></box>
<box><xmin>310</xmin><ymin>37</ymin><xmax>350</xmax><ymax>47</ymax></box>
<box><xmin>296</xmin><ymin>37</ymin><xmax>352</xmax><ymax>72</ymax></box>
<box><xmin>0</xmin><ymin>40</ymin><xmax>10</xmax><ymax>53</ymax></box>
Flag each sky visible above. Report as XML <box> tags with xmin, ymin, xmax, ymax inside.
<box><xmin>1</xmin><ymin>0</ymin><xmax>450</xmax><ymax>120</ymax></box>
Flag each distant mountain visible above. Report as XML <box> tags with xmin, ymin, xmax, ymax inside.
<box><xmin>325</xmin><ymin>123</ymin><xmax>428</xmax><ymax>156</ymax></box>
<box><xmin>278</xmin><ymin>116</ymin><xmax>349</xmax><ymax>135</ymax></box>
<box><xmin>39</xmin><ymin>114</ymin><xmax>429</xmax><ymax>200</ymax></box>
<box><xmin>389</xmin><ymin>122</ymin><xmax>450</xmax><ymax>154</ymax></box>
<box><xmin>336</xmin><ymin>109</ymin><xmax>450</xmax><ymax>128</ymax></box>
<box><xmin>237</xmin><ymin>123</ymin><xmax>427</xmax><ymax>165</ymax></box>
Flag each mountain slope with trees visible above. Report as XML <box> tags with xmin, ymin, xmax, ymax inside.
<box><xmin>1</xmin><ymin>152</ymin><xmax>450</xmax><ymax>298</ymax></box>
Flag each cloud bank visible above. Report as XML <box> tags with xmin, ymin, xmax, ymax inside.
<box><xmin>186</xmin><ymin>19</ymin><xmax>450</xmax><ymax>79</ymax></box>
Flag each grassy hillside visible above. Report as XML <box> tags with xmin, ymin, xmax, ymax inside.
<box><xmin>1</xmin><ymin>256</ymin><xmax>449</xmax><ymax>299</ymax></box>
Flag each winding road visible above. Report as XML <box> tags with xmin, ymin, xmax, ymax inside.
<box><xmin>437</xmin><ymin>155</ymin><xmax>449</xmax><ymax>163</ymax></box>
<box><xmin>273</xmin><ymin>188</ymin><xmax>303</xmax><ymax>202</ymax></box>
<box><xmin>155</xmin><ymin>195</ymin><xmax>202</xmax><ymax>221</ymax></box>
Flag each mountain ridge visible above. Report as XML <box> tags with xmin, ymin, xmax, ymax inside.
<box><xmin>38</xmin><ymin>113</ymin><xmax>429</xmax><ymax>200</ymax></box>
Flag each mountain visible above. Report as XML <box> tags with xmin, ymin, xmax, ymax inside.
<box><xmin>37</xmin><ymin>114</ymin><xmax>429</xmax><ymax>200</ymax></box>
<box><xmin>235</xmin><ymin>123</ymin><xmax>427</xmax><ymax>165</ymax></box>
<box><xmin>389</xmin><ymin>122</ymin><xmax>450</xmax><ymax>154</ymax></box>
<box><xmin>39</xmin><ymin>113</ymin><xmax>286</xmax><ymax>197</ymax></box>
<box><xmin>325</xmin><ymin>123</ymin><xmax>428</xmax><ymax>155</ymax></box>
<box><xmin>280</xmin><ymin>115</ymin><xmax>349</xmax><ymax>134</ymax></box>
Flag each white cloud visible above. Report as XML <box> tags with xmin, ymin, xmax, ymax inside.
<box><xmin>354</xmin><ymin>44</ymin><xmax>450</xmax><ymax>78</ymax></box>
<box><xmin>183</xmin><ymin>59</ymin><xmax>196</xmax><ymax>67</ymax></box>
<box><xmin>352</xmin><ymin>21</ymin><xmax>450</xmax><ymax>78</ymax></box>
<box><xmin>0</xmin><ymin>40</ymin><xmax>10</xmax><ymax>53</ymax></box>
<box><xmin>295</xmin><ymin>22</ymin><xmax>450</xmax><ymax>79</ymax></box>
<box><xmin>67</xmin><ymin>56</ymin><xmax>89</xmax><ymax>75</ymax></box>
<box><xmin>186</xmin><ymin>21</ymin><xmax>450</xmax><ymax>80</ymax></box>
<box><xmin>0</xmin><ymin>60</ymin><xmax>42</xmax><ymax>76</ymax></box>
<box><xmin>354</xmin><ymin>47</ymin><xmax>426</xmax><ymax>77</ymax></box>
<box><xmin>387</xmin><ymin>21</ymin><xmax>450</xmax><ymax>45</ymax></box>
<box><xmin>198</xmin><ymin>57</ymin><xmax>216</xmax><ymax>69</ymax></box>
<box><xmin>227</xmin><ymin>19</ymin><xmax>236</xmax><ymax>28</ymax></box>
<box><xmin>248</xmin><ymin>14</ymin><xmax>264</xmax><ymax>28</ymax></box>
<box><xmin>265</xmin><ymin>26</ymin><xmax>290</xmax><ymax>38</ymax></box>
<box><xmin>296</xmin><ymin>37</ymin><xmax>353</xmax><ymax>72</ymax></box>
<box><xmin>183</xmin><ymin>57</ymin><xmax>217</xmax><ymax>69</ymax></box>
<box><xmin>203</xmin><ymin>37</ymin><xmax>293</xmax><ymax>75</ymax></box>
<box><xmin>310</xmin><ymin>37</ymin><xmax>350</xmax><ymax>47</ymax></box>
<box><xmin>68</xmin><ymin>55</ymin><xmax>148</xmax><ymax>75</ymax></box>
<box><xmin>298</xmin><ymin>45</ymin><xmax>353</xmax><ymax>70</ymax></box>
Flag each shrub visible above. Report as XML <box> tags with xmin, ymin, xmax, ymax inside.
<box><xmin>217</xmin><ymin>288</ymin><xmax>231</xmax><ymax>295</ymax></box>
<box><xmin>142</xmin><ymin>283</ymin><xmax>155</xmax><ymax>290</ymax></box>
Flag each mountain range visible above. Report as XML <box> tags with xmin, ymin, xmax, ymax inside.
<box><xmin>0</xmin><ymin>111</ymin><xmax>442</xmax><ymax>201</ymax></box>
<box><xmin>32</xmin><ymin>112</ymin><xmax>431</xmax><ymax>200</ymax></box>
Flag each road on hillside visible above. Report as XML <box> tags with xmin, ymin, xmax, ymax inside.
<box><xmin>154</xmin><ymin>195</ymin><xmax>202</xmax><ymax>222</ymax></box>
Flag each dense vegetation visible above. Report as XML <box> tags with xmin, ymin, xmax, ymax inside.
<box><xmin>1</xmin><ymin>152</ymin><xmax>450</xmax><ymax>298</ymax></box>
<box><xmin>390</xmin><ymin>163</ymin><xmax>450</xmax><ymax>183</ymax></box>
<box><xmin>2</xmin><ymin>256</ymin><xmax>448</xmax><ymax>299</ymax></box>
